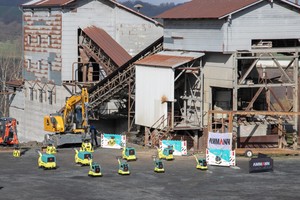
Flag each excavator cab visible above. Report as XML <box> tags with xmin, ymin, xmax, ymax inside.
<box><xmin>0</xmin><ymin>118</ymin><xmax>19</xmax><ymax>146</ymax></box>
<box><xmin>43</xmin><ymin>88</ymin><xmax>90</xmax><ymax>147</ymax></box>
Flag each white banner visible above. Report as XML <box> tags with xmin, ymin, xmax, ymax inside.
<box><xmin>207</xmin><ymin>132</ymin><xmax>232</xmax><ymax>150</ymax></box>
<box><xmin>206</xmin><ymin>132</ymin><xmax>235</xmax><ymax>166</ymax></box>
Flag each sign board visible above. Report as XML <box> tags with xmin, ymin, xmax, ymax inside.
<box><xmin>160</xmin><ymin>140</ymin><xmax>187</xmax><ymax>156</ymax></box>
<box><xmin>249</xmin><ymin>156</ymin><xmax>273</xmax><ymax>173</ymax></box>
<box><xmin>206</xmin><ymin>132</ymin><xmax>235</xmax><ymax>166</ymax></box>
<box><xmin>101</xmin><ymin>133</ymin><xmax>126</xmax><ymax>149</ymax></box>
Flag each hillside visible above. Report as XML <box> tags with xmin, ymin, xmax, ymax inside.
<box><xmin>120</xmin><ymin>1</ymin><xmax>178</xmax><ymax>17</ymax></box>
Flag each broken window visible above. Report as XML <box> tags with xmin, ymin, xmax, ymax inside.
<box><xmin>48</xmin><ymin>91</ymin><xmax>53</xmax><ymax>105</ymax></box>
<box><xmin>29</xmin><ymin>87</ymin><xmax>33</xmax><ymax>101</ymax></box>
<box><xmin>37</xmin><ymin>35</ymin><xmax>41</xmax><ymax>45</ymax></box>
<box><xmin>48</xmin><ymin>35</ymin><xmax>51</xmax><ymax>46</ymax></box>
<box><xmin>27</xmin><ymin>35</ymin><xmax>31</xmax><ymax>45</ymax></box>
<box><xmin>38</xmin><ymin>60</ymin><xmax>41</xmax><ymax>70</ymax></box>
<box><xmin>39</xmin><ymin>89</ymin><xmax>43</xmax><ymax>103</ymax></box>
<box><xmin>27</xmin><ymin>59</ymin><xmax>31</xmax><ymax>69</ymax></box>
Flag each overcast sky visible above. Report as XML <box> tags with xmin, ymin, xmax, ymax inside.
<box><xmin>118</xmin><ymin>0</ymin><xmax>190</xmax><ymax>5</ymax></box>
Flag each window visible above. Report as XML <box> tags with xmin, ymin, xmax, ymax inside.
<box><xmin>38</xmin><ymin>60</ymin><xmax>41</xmax><ymax>70</ymax></box>
<box><xmin>29</xmin><ymin>87</ymin><xmax>33</xmax><ymax>101</ymax></box>
<box><xmin>48</xmin><ymin>91</ymin><xmax>53</xmax><ymax>105</ymax></box>
<box><xmin>39</xmin><ymin>89</ymin><xmax>43</xmax><ymax>103</ymax></box>
<box><xmin>27</xmin><ymin>35</ymin><xmax>31</xmax><ymax>45</ymax></box>
<box><xmin>37</xmin><ymin>35</ymin><xmax>41</xmax><ymax>45</ymax></box>
<box><xmin>27</xmin><ymin>59</ymin><xmax>31</xmax><ymax>69</ymax></box>
<box><xmin>48</xmin><ymin>62</ymin><xmax>52</xmax><ymax>80</ymax></box>
<box><xmin>48</xmin><ymin>9</ymin><xmax>51</xmax><ymax>17</ymax></box>
<box><xmin>48</xmin><ymin>35</ymin><xmax>51</xmax><ymax>46</ymax></box>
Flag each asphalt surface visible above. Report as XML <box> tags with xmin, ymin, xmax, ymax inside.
<box><xmin>0</xmin><ymin>147</ymin><xmax>300</xmax><ymax>200</ymax></box>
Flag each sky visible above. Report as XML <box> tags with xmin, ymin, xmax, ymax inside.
<box><xmin>118</xmin><ymin>0</ymin><xmax>190</xmax><ymax>5</ymax></box>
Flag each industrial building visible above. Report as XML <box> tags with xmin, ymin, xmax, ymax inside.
<box><xmin>6</xmin><ymin>0</ymin><xmax>300</xmax><ymax>152</ymax></box>
<box><xmin>9</xmin><ymin>0</ymin><xmax>163</xmax><ymax>142</ymax></box>
<box><xmin>135</xmin><ymin>0</ymin><xmax>300</xmax><ymax>150</ymax></box>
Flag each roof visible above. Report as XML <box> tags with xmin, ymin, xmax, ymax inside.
<box><xmin>156</xmin><ymin>0</ymin><xmax>300</xmax><ymax>19</ymax></box>
<box><xmin>22</xmin><ymin>0</ymin><xmax>75</xmax><ymax>7</ymax></box>
<box><xmin>135</xmin><ymin>51</ymin><xmax>204</xmax><ymax>68</ymax></box>
<box><xmin>83</xmin><ymin>26</ymin><xmax>132</xmax><ymax>67</ymax></box>
<box><xmin>22</xmin><ymin>0</ymin><xmax>162</xmax><ymax>27</ymax></box>
<box><xmin>6</xmin><ymin>80</ymin><xmax>25</xmax><ymax>88</ymax></box>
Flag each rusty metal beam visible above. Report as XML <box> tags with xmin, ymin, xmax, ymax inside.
<box><xmin>238</xmin><ymin>58</ymin><xmax>259</xmax><ymax>84</ymax></box>
<box><xmin>245</xmin><ymin>87</ymin><xmax>264</xmax><ymax>111</ymax></box>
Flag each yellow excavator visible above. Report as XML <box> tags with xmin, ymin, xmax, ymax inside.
<box><xmin>43</xmin><ymin>88</ymin><xmax>90</xmax><ymax>147</ymax></box>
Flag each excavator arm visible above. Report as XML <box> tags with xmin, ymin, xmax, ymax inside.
<box><xmin>44</xmin><ymin>88</ymin><xmax>89</xmax><ymax>134</ymax></box>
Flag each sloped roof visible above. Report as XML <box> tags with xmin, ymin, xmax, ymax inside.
<box><xmin>135</xmin><ymin>51</ymin><xmax>204</xmax><ymax>68</ymax></box>
<box><xmin>156</xmin><ymin>0</ymin><xmax>300</xmax><ymax>19</ymax></box>
<box><xmin>22</xmin><ymin>0</ymin><xmax>162</xmax><ymax>27</ymax></box>
<box><xmin>83</xmin><ymin>26</ymin><xmax>132</xmax><ymax>67</ymax></box>
<box><xmin>22</xmin><ymin>0</ymin><xmax>75</xmax><ymax>7</ymax></box>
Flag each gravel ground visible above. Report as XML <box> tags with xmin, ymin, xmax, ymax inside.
<box><xmin>0</xmin><ymin>146</ymin><xmax>300</xmax><ymax>200</ymax></box>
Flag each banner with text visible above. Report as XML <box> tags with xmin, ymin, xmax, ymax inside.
<box><xmin>101</xmin><ymin>133</ymin><xmax>126</xmax><ymax>149</ymax></box>
<box><xmin>206</xmin><ymin>132</ymin><xmax>235</xmax><ymax>166</ymax></box>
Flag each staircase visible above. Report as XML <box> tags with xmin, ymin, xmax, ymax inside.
<box><xmin>145</xmin><ymin>115</ymin><xmax>173</xmax><ymax>147</ymax></box>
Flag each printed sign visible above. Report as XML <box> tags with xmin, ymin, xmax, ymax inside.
<box><xmin>206</xmin><ymin>132</ymin><xmax>235</xmax><ymax>166</ymax></box>
<box><xmin>160</xmin><ymin>140</ymin><xmax>187</xmax><ymax>156</ymax></box>
<box><xmin>101</xmin><ymin>133</ymin><xmax>126</xmax><ymax>149</ymax></box>
<box><xmin>249</xmin><ymin>156</ymin><xmax>273</xmax><ymax>173</ymax></box>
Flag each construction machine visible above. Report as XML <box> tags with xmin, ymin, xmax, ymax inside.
<box><xmin>0</xmin><ymin>117</ymin><xmax>19</xmax><ymax>146</ymax></box>
<box><xmin>43</xmin><ymin>88</ymin><xmax>90</xmax><ymax>147</ymax></box>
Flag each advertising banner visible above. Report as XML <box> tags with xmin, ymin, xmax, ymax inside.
<box><xmin>206</xmin><ymin>132</ymin><xmax>235</xmax><ymax>166</ymax></box>
<box><xmin>101</xmin><ymin>133</ymin><xmax>126</xmax><ymax>149</ymax></box>
<box><xmin>160</xmin><ymin>140</ymin><xmax>187</xmax><ymax>156</ymax></box>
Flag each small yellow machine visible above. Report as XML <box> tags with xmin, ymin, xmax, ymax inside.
<box><xmin>74</xmin><ymin>148</ymin><xmax>92</xmax><ymax>166</ymax></box>
<box><xmin>194</xmin><ymin>155</ymin><xmax>208</xmax><ymax>170</ymax></box>
<box><xmin>122</xmin><ymin>147</ymin><xmax>136</xmax><ymax>161</ymax></box>
<box><xmin>153</xmin><ymin>157</ymin><xmax>165</xmax><ymax>173</ymax></box>
<box><xmin>117</xmin><ymin>158</ymin><xmax>130</xmax><ymax>175</ymax></box>
<box><xmin>46</xmin><ymin>144</ymin><xmax>57</xmax><ymax>154</ymax></box>
<box><xmin>88</xmin><ymin>161</ymin><xmax>102</xmax><ymax>177</ymax></box>
<box><xmin>13</xmin><ymin>147</ymin><xmax>21</xmax><ymax>157</ymax></box>
<box><xmin>157</xmin><ymin>146</ymin><xmax>174</xmax><ymax>161</ymax></box>
<box><xmin>81</xmin><ymin>139</ymin><xmax>94</xmax><ymax>153</ymax></box>
<box><xmin>38</xmin><ymin>151</ymin><xmax>56</xmax><ymax>169</ymax></box>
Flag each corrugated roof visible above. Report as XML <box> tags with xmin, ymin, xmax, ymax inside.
<box><xmin>156</xmin><ymin>0</ymin><xmax>264</xmax><ymax>19</ymax></box>
<box><xmin>135</xmin><ymin>51</ymin><xmax>204</xmax><ymax>68</ymax></box>
<box><xmin>21</xmin><ymin>0</ymin><xmax>162</xmax><ymax>26</ymax></box>
<box><xmin>23</xmin><ymin>0</ymin><xmax>75</xmax><ymax>7</ymax></box>
<box><xmin>83</xmin><ymin>26</ymin><xmax>132</xmax><ymax>67</ymax></box>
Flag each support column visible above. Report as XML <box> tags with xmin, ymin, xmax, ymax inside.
<box><xmin>144</xmin><ymin>127</ymin><xmax>149</xmax><ymax>146</ymax></box>
<box><xmin>233</xmin><ymin>53</ymin><xmax>238</xmax><ymax>110</ymax></box>
<box><xmin>193</xmin><ymin>130</ymin><xmax>199</xmax><ymax>152</ymax></box>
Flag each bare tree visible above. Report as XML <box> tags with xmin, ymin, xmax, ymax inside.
<box><xmin>0</xmin><ymin>49</ymin><xmax>22</xmax><ymax>117</ymax></box>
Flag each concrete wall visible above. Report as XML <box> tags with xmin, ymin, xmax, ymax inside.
<box><xmin>23</xmin><ymin>9</ymin><xmax>62</xmax><ymax>85</ymax></box>
<box><xmin>10</xmin><ymin>81</ymin><xmax>72</xmax><ymax>142</ymax></box>
<box><xmin>202</xmin><ymin>52</ymin><xmax>235</xmax><ymax>125</ymax></box>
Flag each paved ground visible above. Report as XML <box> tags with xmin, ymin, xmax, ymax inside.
<box><xmin>0</xmin><ymin>147</ymin><xmax>300</xmax><ymax>200</ymax></box>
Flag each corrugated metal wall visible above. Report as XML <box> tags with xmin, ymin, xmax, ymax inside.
<box><xmin>163</xmin><ymin>19</ymin><xmax>224</xmax><ymax>52</ymax></box>
<box><xmin>225</xmin><ymin>1</ymin><xmax>300</xmax><ymax>51</ymax></box>
<box><xmin>135</xmin><ymin>66</ymin><xmax>174</xmax><ymax>128</ymax></box>
<box><xmin>61</xmin><ymin>0</ymin><xmax>163</xmax><ymax>81</ymax></box>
